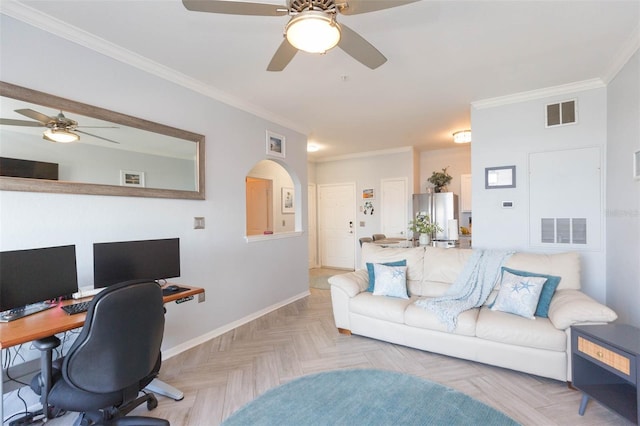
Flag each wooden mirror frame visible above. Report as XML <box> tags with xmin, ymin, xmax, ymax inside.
<box><xmin>0</xmin><ymin>81</ymin><xmax>205</xmax><ymax>199</ymax></box>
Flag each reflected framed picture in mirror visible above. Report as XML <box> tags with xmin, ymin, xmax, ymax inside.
<box><xmin>120</xmin><ymin>170</ymin><xmax>145</xmax><ymax>187</ymax></box>
<box><xmin>485</xmin><ymin>165</ymin><xmax>516</xmax><ymax>189</ymax></box>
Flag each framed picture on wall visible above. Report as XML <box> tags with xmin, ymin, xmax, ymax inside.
<box><xmin>266</xmin><ymin>131</ymin><xmax>285</xmax><ymax>158</ymax></box>
<box><xmin>282</xmin><ymin>187</ymin><xmax>294</xmax><ymax>213</ymax></box>
<box><xmin>120</xmin><ymin>170</ymin><xmax>145</xmax><ymax>187</ymax></box>
<box><xmin>362</xmin><ymin>188</ymin><xmax>374</xmax><ymax>199</ymax></box>
<box><xmin>485</xmin><ymin>165</ymin><xmax>516</xmax><ymax>189</ymax></box>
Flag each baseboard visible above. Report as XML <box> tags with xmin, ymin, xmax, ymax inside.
<box><xmin>161</xmin><ymin>290</ymin><xmax>311</xmax><ymax>360</ymax></box>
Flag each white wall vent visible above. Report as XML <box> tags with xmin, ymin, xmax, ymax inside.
<box><xmin>540</xmin><ymin>218</ymin><xmax>587</xmax><ymax>244</ymax></box>
<box><xmin>546</xmin><ymin>100</ymin><xmax>576</xmax><ymax>127</ymax></box>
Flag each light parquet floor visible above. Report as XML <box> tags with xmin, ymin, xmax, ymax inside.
<box><xmin>49</xmin><ymin>285</ymin><xmax>632</xmax><ymax>426</ymax></box>
<box><xmin>133</xmin><ymin>287</ymin><xmax>632</xmax><ymax>426</ymax></box>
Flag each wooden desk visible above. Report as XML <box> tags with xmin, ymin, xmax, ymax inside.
<box><xmin>0</xmin><ymin>284</ymin><xmax>204</xmax><ymax>420</ymax></box>
<box><xmin>0</xmin><ymin>284</ymin><xmax>204</xmax><ymax>349</ymax></box>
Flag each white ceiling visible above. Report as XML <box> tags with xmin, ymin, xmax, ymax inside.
<box><xmin>3</xmin><ymin>0</ymin><xmax>639</xmax><ymax>160</ymax></box>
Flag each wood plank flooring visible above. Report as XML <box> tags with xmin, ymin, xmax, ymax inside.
<box><xmin>53</xmin><ymin>284</ymin><xmax>633</xmax><ymax>425</ymax></box>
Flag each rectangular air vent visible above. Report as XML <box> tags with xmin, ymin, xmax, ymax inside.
<box><xmin>546</xmin><ymin>100</ymin><xmax>576</xmax><ymax>127</ymax></box>
<box><xmin>540</xmin><ymin>217</ymin><xmax>587</xmax><ymax>244</ymax></box>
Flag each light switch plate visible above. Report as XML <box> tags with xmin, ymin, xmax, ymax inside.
<box><xmin>194</xmin><ymin>217</ymin><xmax>205</xmax><ymax>229</ymax></box>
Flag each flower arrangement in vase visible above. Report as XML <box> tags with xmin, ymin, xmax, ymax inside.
<box><xmin>427</xmin><ymin>167</ymin><xmax>453</xmax><ymax>193</ymax></box>
<box><xmin>408</xmin><ymin>213</ymin><xmax>443</xmax><ymax>245</ymax></box>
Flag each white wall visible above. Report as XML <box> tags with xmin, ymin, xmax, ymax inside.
<box><xmin>0</xmin><ymin>16</ymin><xmax>308</xmax><ymax>360</ymax></box>
<box><xmin>606</xmin><ymin>50</ymin><xmax>640</xmax><ymax>327</ymax></box>
<box><xmin>471</xmin><ymin>86</ymin><xmax>608</xmax><ymax>301</ymax></box>
<box><xmin>313</xmin><ymin>149</ymin><xmax>414</xmax><ymax>266</ymax></box>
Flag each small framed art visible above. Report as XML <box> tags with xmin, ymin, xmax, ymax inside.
<box><xmin>266</xmin><ymin>131</ymin><xmax>285</xmax><ymax>158</ymax></box>
<box><xmin>282</xmin><ymin>187</ymin><xmax>294</xmax><ymax>213</ymax></box>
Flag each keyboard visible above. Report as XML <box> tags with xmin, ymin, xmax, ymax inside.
<box><xmin>61</xmin><ymin>301</ymin><xmax>91</xmax><ymax>315</ymax></box>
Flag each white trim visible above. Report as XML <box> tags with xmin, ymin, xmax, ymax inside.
<box><xmin>161</xmin><ymin>290</ymin><xmax>310</xmax><ymax>360</ymax></box>
<box><xmin>315</xmin><ymin>146</ymin><xmax>413</xmax><ymax>163</ymax></box>
<box><xmin>245</xmin><ymin>231</ymin><xmax>303</xmax><ymax>242</ymax></box>
<box><xmin>0</xmin><ymin>2</ymin><xmax>308</xmax><ymax>136</ymax></box>
<box><xmin>602</xmin><ymin>25</ymin><xmax>640</xmax><ymax>84</ymax></box>
<box><xmin>472</xmin><ymin>79</ymin><xmax>605</xmax><ymax>110</ymax></box>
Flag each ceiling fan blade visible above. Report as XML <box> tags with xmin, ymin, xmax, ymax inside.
<box><xmin>15</xmin><ymin>108</ymin><xmax>54</xmax><ymax>125</ymax></box>
<box><xmin>267</xmin><ymin>39</ymin><xmax>298</xmax><ymax>71</ymax></box>
<box><xmin>337</xmin><ymin>24</ymin><xmax>387</xmax><ymax>69</ymax></box>
<box><xmin>182</xmin><ymin>0</ymin><xmax>288</xmax><ymax>16</ymax></box>
<box><xmin>337</xmin><ymin>0</ymin><xmax>419</xmax><ymax>15</ymax></box>
<box><xmin>0</xmin><ymin>118</ymin><xmax>44</xmax><ymax>127</ymax></box>
<box><xmin>76</xmin><ymin>130</ymin><xmax>120</xmax><ymax>144</ymax></box>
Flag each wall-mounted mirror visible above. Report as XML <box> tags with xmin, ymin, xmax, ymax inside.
<box><xmin>0</xmin><ymin>81</ymin><xmax>205</xmax><ymax>199</ymax></box>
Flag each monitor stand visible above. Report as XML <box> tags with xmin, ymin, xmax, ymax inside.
<box><xmin>0</xmin><ymin>301</ymin><xmax>57</xmax><ymax>323</ymax></box>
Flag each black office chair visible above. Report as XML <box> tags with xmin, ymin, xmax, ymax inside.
<box><xmin>30</xmin><ymin>280</ymin><xmax>170</xmax><ymax>426</ymax></box>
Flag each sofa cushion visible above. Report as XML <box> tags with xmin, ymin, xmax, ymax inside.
<box><xmin>412</xmin><ymin>247</ymin><xmax>473</xmax><ymax>297</ymax></box>
<box><xmin>366</xmin><ymin>260</ymin><xmax>406</xmax><ymax>292</ymax></box>
<box><xmin>504</xmin><ymin>252</ymin><xmax>580</xmax><ymax>290</ymax></box>
<box><xmin>490</xmin><ymin>270</ymin><xmax>546</xmax><ymax>319</ymax></box>
<box><xmin>350</xmin><ymin>292</ymin><xmax>413</xmax><ymax>324</ymax></box>
<box><xmin>500</xmin><ymin>266</ymin><xmax>561</xmax><ymax>318</ymax></box>
<box><xmin>405</xmin><ymin>303</ymin><xmax>478</xmax><ymax>336</ymax></box>
<box><xmin>361</xmin><ymin>243</ymin><xmax>425</xmax><ymax>282</ymax></box>
<box><xmin>476</xmin><ymin>307</ymin><xmax>567</xmax><ymax>352</ymax></box>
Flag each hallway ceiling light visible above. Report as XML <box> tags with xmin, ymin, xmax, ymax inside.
<box><xmin>453</xmin><ymin>130</ymin><xmax>471</xmax><ymax>144</ymax></box>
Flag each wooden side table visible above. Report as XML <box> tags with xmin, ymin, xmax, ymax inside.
<box><xmin>571</xmin><ymin>324</ymin><xmax>640</xmax><ymax>424</ymax></box>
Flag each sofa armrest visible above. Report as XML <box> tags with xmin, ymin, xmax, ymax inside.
<box><xmin>548</xmin><ymin>289</ymin><xmax>618</xmax><ymax>330</ymax></box>
<box><xmin>328</xmin><ymin>269</ymin><xmax>369</xmax><ymax>297</ymax></box>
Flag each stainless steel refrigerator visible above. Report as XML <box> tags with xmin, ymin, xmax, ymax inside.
<box><xmin>412</xmin><ymin>192</ymin><xmax>459</xmax><ymax>246</ymax></box>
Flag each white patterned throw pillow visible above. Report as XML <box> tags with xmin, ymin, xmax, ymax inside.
<box><xmin>372</xmin><ymin>263</ymin><xmax>408</xmax><ymax>299</ymax></box>
<box><xmin>490</xmin><ymin>270</ymin><xmax>546</xmax><ymax>319</ymax></box>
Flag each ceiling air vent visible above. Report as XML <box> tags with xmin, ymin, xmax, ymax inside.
<box><xmin>546</xmin><ymin>100</ymin><xmax>576</xmax><ymax>127</ymax></box>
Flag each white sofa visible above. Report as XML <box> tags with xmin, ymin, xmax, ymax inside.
<box><xmin>329</xmin><ymin>243</ymin><xmax>618</xmax><ymax>382</ymax></box>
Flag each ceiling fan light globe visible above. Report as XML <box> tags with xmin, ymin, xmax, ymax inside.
<box><xmin>285</xmin><ymin>12</ymin><xmax>341</xmax><ymax>54</ymax></box>
<box><xmin>43</xmin><ymin>129</ymin><xmax>80</xmax><ymax>143</ymax></box>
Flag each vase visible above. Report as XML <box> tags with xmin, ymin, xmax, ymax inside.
<box><xmin>419</xmin><ymin>233</ymin><xmax>431</xmax><ymax>246</ymax></box>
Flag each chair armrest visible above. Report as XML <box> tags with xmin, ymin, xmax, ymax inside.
<box><xmin>328</xmin><ymin>269</ymin><xmax>369</xmax><ymax>297</ymax></box>
<box><xmin>548</xmin><ymin>289</ymin><xmax>618</xmax><ymax>330</ymax></box>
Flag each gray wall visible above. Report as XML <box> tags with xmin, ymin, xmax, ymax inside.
<box><xmin>0</xmin><ymin>16</ymin><xmax>309</xmax><ymax>361</ymax></box>
<box><xmin>606</xmin><ymin>50</ymin><xmax>640</xmax><ymax>327</ymax></box>
<box><xmin>471</xmin><ymin>86</ymin><xmax>608</xmax><ymax>301</ymax></box>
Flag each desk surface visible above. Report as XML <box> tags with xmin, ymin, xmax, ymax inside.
<box><xmin>0</xmin><ymin>284</ymin><xmax>204</xmax><ymax>349</ymax></box>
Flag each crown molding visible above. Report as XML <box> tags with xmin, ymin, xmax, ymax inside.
<box><xmin>602</xmin><ymin>24</ymin><xmax>640</xmax><ymax>84</ymax></box>
<box><xmin>0</xmin><ymin>2</ymin><xmax>308</xmax><ymax>136</ymax></box>
<box><xmin>471</xmin><ymin>79</ymin><xmax>606</xmax><ymax>110</ymax></box>
<box><xmin>315</xmin><ymin>146</ymin><xmax>413</xmax><ymax>163</ymax></box>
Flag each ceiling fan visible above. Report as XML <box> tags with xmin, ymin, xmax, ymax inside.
<box><xmin>0</xmin><ymin>108</ymin><xmax>119</xmax><ymax>144</ymax></box>
<box><xmin>182</xmin><ymin>0</ymin><xmax>418</xmax><ymax>71</ymax></box>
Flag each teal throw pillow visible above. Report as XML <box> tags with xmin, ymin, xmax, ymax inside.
<box><xmin>366</xmin><ymin>260</ymin><xmax>406</xmax><ymax>292</ymax></box>
<box><xmin>501</xmin><ymin>266</ymin><xmax>562</xmax><ymax>318</ymax></box>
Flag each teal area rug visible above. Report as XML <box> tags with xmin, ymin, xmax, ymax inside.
<box><xmin>309</xmin><ymin>274</ymin><xmax>332</xmax><ymax>290</ymax></box>
<box><xmin>223</xmin><ymin>369</ymin><xmax>520</xmax><ymax>425</ymax></box>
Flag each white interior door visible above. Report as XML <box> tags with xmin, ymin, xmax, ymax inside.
<box><xmin>381</xmin><ymin>178</ymin><xmax>408</xmax><ymax>238</ymax></box>
<box><xmin>308</xmin><ymin>183</ymin><xmax>318</xmax><ymax>268</ymax></box>
<box><xmin>319</xmin><ymin>183</ymin><xmax>356</xmax><ymax>269</ymax></box>
<box><xmin>246</xmin><ymin>177</ymin><xmax>272</xmax><ymax>235</ymax></box>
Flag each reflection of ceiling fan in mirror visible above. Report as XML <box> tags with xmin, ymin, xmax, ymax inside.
<box><xmin>182</xmin><ymin>0</ymin><xmax>418</xmax><ymax>71</ymax></box>
<box><xmin>0</xmin><ymin>108</ymin><xmax>120</xmax><ymax>144</ymax></box>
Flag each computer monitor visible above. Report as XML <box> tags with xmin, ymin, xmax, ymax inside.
<box><xmin>93</xmin><ymin>238</ymin><xmax>180</xmax><ymax>288</ymax></box>
<box><xmin>0</xmin><ymin>245</ymin><xmax>78</xmax><ymax>312</ymax></box>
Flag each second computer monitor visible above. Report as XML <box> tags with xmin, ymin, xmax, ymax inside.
<box><xmin>93</xmin><ymin>238</ymin><xmax>180</xmax><ymax>288</ymax></box>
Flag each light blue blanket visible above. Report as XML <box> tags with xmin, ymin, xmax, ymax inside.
<box><xmin>414</xmin><ymin>249</ymin><xmax>513</xmax><ymax>331</ymax></box>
